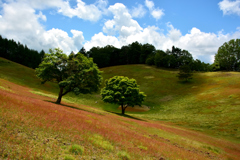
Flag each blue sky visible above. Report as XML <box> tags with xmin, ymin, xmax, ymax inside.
<box><xmin>0</xmin><ymin>0</ymin><xmax>240</xmax><ymax>63</ymax></box>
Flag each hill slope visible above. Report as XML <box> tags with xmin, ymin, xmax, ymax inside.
<box><xmin>100</xmin><ymin>65</ymin><xmax>240</xmax><ymax>142</ymax></box>
<box><xmin>0</xmin><ymin>57</ymin><xmax>240</xmax><ymax>159</ymax></box>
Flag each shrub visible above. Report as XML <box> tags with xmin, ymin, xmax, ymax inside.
<box><xmin>64</xmin><ymin>155</ymin><xmax>75</xmax><ymax>160</ymax></box>
<box><xmin>69</xmin><ymin>144</ymin><xmax>84</xmax><ymax>155</ymax></box>
<box><xmin>117</xmin><ymin>151</ymin><xmax>130</xmax><ymax>160</ymax></box>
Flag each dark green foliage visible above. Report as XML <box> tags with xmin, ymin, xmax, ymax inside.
<box><xmin>210</xmin><ymin>62</ymin><xmax>220</xmax><ymax>71</ymax></box>
<box><xmin>145</xmin><ymin>55</ymin><xmax>155</xmax><ymax>65</ymax></box>
<box><xmin>154</xmin><ymin>50</ymin><xmax>167</xmax><ymax>67</ymax></box>
<box><xmin>79</xmin><ymin>47</ymin><xmax>87</xmax><ymax>57</ymax></box>
<box><xmin>0</xmin><ymin>35</ymin><xmax>44</xmax><ymax>69</ymax></box>
<box><xmin>36</xmin><ymin>48</ymin><xmax>102</xmax><ymax>104</ymax></box>
<box><xmin>140</xmin><ymin>43</ymin><xmax>155</xmax><ymax>64</ymax></box>
<box><xmin>214</xmin><ymin>39</ymin><xmax>240</xmax><ymax>71</ymax></box>
<box><xmin>177</xmin><ymin>65</ymin><xmax>193</xmax><ymax>82</ymax></box>
<box><xmin>101</xmin><ymin>76</ymin><xmax>146</xmax><ymax>114</ymax></box>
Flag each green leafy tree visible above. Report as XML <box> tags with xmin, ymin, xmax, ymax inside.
<box><xmin>177</xmin><ymin>65</ymin><xmax>193</xmax><ymax>82</ymax></box>
<box><xmin>140</xmin><ymin>43</ymin><xmax>156</xmax><ymax>64</ymax></box>
<box><xmin>154</xmin><ymin>50</ymin><xmax>167</xmax><ymax>67</ymax></box>
<box><xmin>101</xmin><ymin>76</ymin><xmax>146</xmax><ymax>115</ymax></box>
<box><xmin>36</xmin><ymin>48</ymin><xmax>102</xmax><ymax>104</ymax></box>
<box><xmin>214</xmin><ymin>39</ymin><xmax>240</xmax><ymax>71</ymax></box>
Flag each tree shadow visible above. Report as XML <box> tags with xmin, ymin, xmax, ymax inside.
<box><xmin>177</xmin><ymin>80</ymin><xmax>194</xmax><ymax>84</ymax></box>
<box><xmin>44</xmin><ymin>100</ymin><xmax>146</xmax><ymax>121</ymax></box>
<box><xmin>105</xmin><ymin>110</ymin><xmax>147</xmax><ymax>122</ymax></box>
<box><xmin>44</xmin><ymin>100</ymin><xmax>104</xmax><ymax>115</ymax></box>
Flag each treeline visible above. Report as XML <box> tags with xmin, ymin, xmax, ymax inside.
<box><xmin>0</xmin><ymin>35</ymin><xmax>45</xmax><ymax>69</ymax></box>
<box><xmin>81</xmin><ymin>42</ymin><xmax>212</xmax><ymax>71</ymax></box>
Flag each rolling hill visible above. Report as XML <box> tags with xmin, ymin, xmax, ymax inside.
<box><xmin>0</xmin><ymin>57</ymin><xmax>240</xmax><ymax>159</ymax></box>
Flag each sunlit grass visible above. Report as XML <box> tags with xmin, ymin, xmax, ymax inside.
<box><xmin>1</xmin><ymin>58</ymin><xmax>240</xmax><ymax>159</ymax></box>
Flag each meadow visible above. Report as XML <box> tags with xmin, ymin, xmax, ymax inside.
<box><xmin>0</xmin><ymin>57</ymin><xmax>240</xmax><ymax>159</ymax></box>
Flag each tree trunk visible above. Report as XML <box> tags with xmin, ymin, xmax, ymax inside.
<box><xmin>121</xmin><ymin>104</ymin><xmax>127</xmax><ymax>115</ymax></box>
<box><xmin>56</xmin><ymin>87</ymin><xmax>64</xmax><ymax>104</ymax></box>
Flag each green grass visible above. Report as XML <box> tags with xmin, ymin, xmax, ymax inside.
<box><xmin>100</xmin><ymin>65</ymin><xmax>240</xmax><ymax>142</ymax></box>
<box><xmin>88</xmin><ymin>134</ymin><xmax>114</xmax><ymax>151</ymax></box>
<box><xmin>1</xmin><ymin>57</ymin><xmax>240</xmax><ymax>143</ymax></box>
<box><xmin>1</xmin><ymin>57</ymin><xmax>240</xmax><ymax>159</ymax></box>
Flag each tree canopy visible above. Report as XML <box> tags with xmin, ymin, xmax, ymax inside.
<box><xmin>101</xmin><ymin>76</ymin><xmax>146</xmax><ymax>115</ymax></box>
<box><xmin>36</xmin><ymin>48</ymin><xmax>102</xmax><ymax>104</ymax></box>
<box><xmin>214</xmin><ymin>39</ymin><xmax>240</xmax><ymax>71</ymax></box>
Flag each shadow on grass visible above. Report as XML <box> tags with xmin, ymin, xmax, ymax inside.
<box><xmin>105</xmin><ymin>110</ymin><xmax>147</xmax><ymax>122</ymax></box>
<box><xmin>44</xmin><ymin>100</ymin><xmax>105</xmax><ymax>115</ymax></box>
<box><xmin>45</xmin><ymin>100</ymin><xmax>146</xmax><ymax>121</ymax></box>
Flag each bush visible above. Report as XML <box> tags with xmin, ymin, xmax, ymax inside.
<box><xmin>117</xmin><ymin>151</ymin><xmax>130</xmax><ymax>160</ymax></box>
<box><xmin>64</xmin><ymin>155</ymin><xmax>75</xmax><ymax>160</ymax></box>
<box><xmin>69</xmin><ymin>144</ymin><xmax>84</xmax><ymax>155</ymax></box>
<box><xmin>146</xmin><ymin>56</ymin><xmax>155</xmax><ymax>65</ymax></box>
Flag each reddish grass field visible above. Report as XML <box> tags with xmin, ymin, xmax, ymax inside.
<box><xmin>1</xmin><ymin>78</ymin><xmax>240</xmax><ymax>159</ymax></box>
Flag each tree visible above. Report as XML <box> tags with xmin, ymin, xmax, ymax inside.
<box><xmin>154</xmin><ymin>50</ymin><xmax>167</xmax><ymax>67</ymax></box>
<box><xmin>214</xmin><ymin>39</ymin><xmax>240</xmax><ymax>71</ymax></box>
<box><xmin>79</xmin><ymin>47</ymin><xmax>87</xmax><ymax>57</ymax></box>
<box><xmin>140</xmin><ymin>43</ymin><xmax>156</xmax><ymax>64</ymax></box>
<box><xmin>36</xmin><ymin>48</ymin><xmax>102</xmax><ymax>104</ymax></box>
<box><xmin>101</xmin><ymin>76</ymin><xmax>146</xmax><ymax>115</ymax></box>
<box><xmin>177</xmin><ymin>65</ymin><xmax>193</xmax><ymax>82</ymax></box>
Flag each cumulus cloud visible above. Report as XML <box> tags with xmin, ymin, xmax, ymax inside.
<box><xmin>131</xmin><ymin>4</ymin><xmax>147</xmax><ymax>18</ymax></box>
<box><xmin>145</xmin><ymin>0</ymin><xmax>154</xmax><ymax>10</ymax></box>
<box><xmin>219</xmin><ymin>0</ymin><xmax>240</xmax><ymax>16</ymax></box>
<box><xmin>15</xmin><ymin>0</ymin><xmax>106</xmax><ymax>21</ymax></box>
<box><xmin>58</xmin><ymin>0</ymin><xmax>103</xmax><ymax>21</ymax></box>
<box><xmin>0</xmin><ymin>0</ymin><xmax>85</xmax><ymax>54</ymax></box>
<box><xmin>145</xmin><ymin>0</ymin><xmax>164</xmax><ymax>20</ymax></box>
<box><xmin>85</xmin><ymin>18</ymin><xmax>240</xmax><ymax>64</ymax></box>
<box><xmin>103</xmin><ymin>3</ymin><xmax>143</xmax><ymax>37</ymax></box>
<box><xmin>84</xmin><ymin>2</ymin><xmax>240</xmax><ymax>63</ymax></box>
<box><xmin>84</xmin><ymin>32</ymin><xmax>121</xmax><ymax>50</ymax></box>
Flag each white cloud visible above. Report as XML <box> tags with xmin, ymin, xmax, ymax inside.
<box><xmin>37</xmin><ymin>11</ymin><xmax>47</xmax><ymax>21</ymax></box>
<box><xmin>103</xmin><ymin>3</ymin><xmax>143</xmax><ymax>37</ymax></box>
<box><xmin>16</xmin><ymin>0</ymin><xmax>105</xmax><ymax>21</ymax></box>
<box><xmin>151</xmin><ymin>8</ymin><xmax>164</xmax><ymax>20</ymax></box>
<box><xmin>145</xmin><ymin>0</ymin><xmax>154</xmax><ymax>10</ymax></box>
<box><xmin>84</xmin><ymin>32</ymin><xmax>120</xmax><ymax>50</ymax></box>
<box><xmin>145</xmin><ymin>0</ymin><xmax>164</xmax><ymax>20</ymax></box>
<box><xmin>219</xmin><ymin>0</ymin><xmax>240</xmax><ymax>16</ymax></box>
<box><xmin>57</xmin><ymin>0</ymin><xmax>103</xmax><ymax>21</ymax></box>
<box><xmin>131</xmin><ymin>4</ymin><xmax>147</xmax><ymax>18</ymax></box>
<box><xmin>85</xmin><ymin>17</ymin><xmax>240</xmax><ymax>64</ymax></box>
<box><xmin>0</xmin><ymin>1</ymin><xmax>84</xmax><ymax>54</ymax></box>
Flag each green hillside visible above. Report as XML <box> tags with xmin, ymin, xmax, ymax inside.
<box><xmin>101</xmin><ymin>65</ymin><xmax>240</xmax><ymax>142</ymax></box>
<box><xmin>1</xmin><ymin>57</ymin><xmax>240</xmax><ymax>142</ymax></box>
<box><xmin>1</xmin><ymin>57</ymin><xmax>240</xmax><ymax>159</ymax></box>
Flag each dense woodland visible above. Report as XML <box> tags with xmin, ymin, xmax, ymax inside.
<box><xmin>81</xmin><ymin>42</ymin><xmax>213</xmax><ymax>71</ymax></box>
<box><xmin>0</xmin><ymin>35</ymin><xmax>45</xmax><ymax>69</ymax></box>
<box><xmin>0</xmin><ymin>35</ymin><xmax>239</xmax><ymax>72</ymax></box>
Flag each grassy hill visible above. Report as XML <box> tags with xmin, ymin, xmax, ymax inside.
<box><xmin>100</xmin><ymin>65</ymin><xmax>240</xmax><ymax>143</ymax></box>
<box><xmin>0</xmin><ymin>57</ymin><xmax>240</xmax><ymax>159</ymax></box>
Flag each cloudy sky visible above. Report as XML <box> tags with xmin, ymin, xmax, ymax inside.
<box><xmin>0</xmin><ymin>0</ymin><xmax>240</xmax><ymax>63</ymax></box>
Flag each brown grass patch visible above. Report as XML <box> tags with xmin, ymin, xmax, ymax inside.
<box><xmin>160</xmin><ymin>95</ymin><xmax>173</xmax><ymax>102</ymax></box>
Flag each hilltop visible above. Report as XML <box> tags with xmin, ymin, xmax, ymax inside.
<box><xmin>0</xmin><ymin>57</ymin><xmax>240</xmax><ymax>159</ymax></box>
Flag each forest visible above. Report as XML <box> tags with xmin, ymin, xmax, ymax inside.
<box><xmin>80</xmin><ymin>42</ymin><xmax>214</xmax><ymax>71</ymax></box>
<box><xmin>0</xmin><ymin>35</ymin><xmax>45</xmax><ymax>69</ymax></box>
<box><xmin>1</xmin><ymin>35</ymin><xmax>239</xmax><ymax>72</ymax></box>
